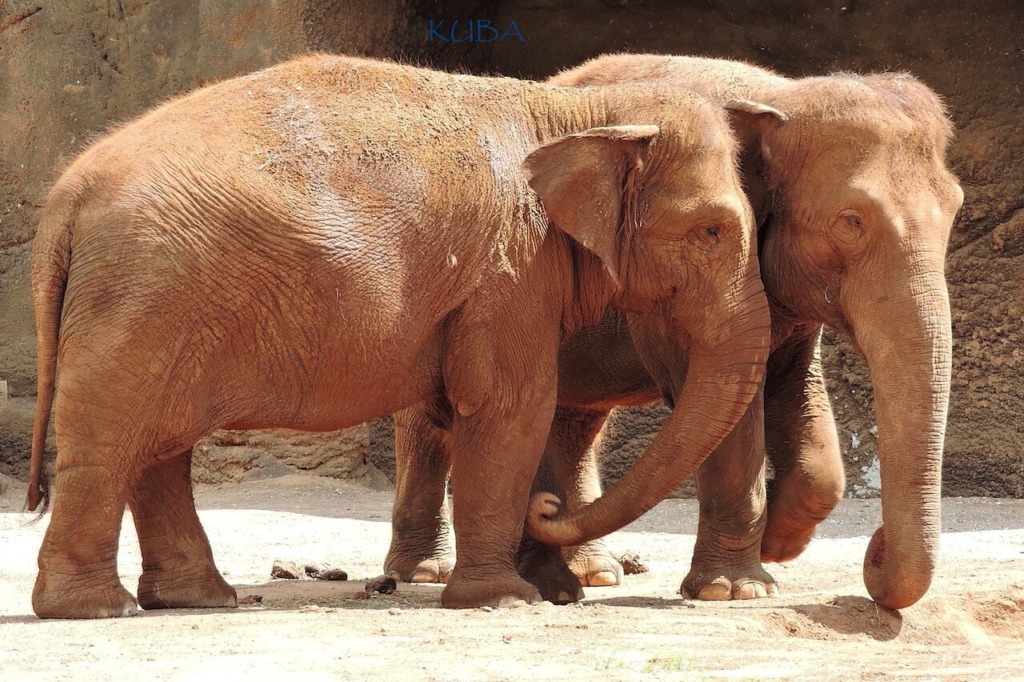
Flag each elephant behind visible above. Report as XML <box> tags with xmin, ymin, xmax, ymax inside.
<box><xmin>26</xmin><ymin>55</ymin><xmax>770</xmax><ymax>618</ymax></box>
<box><xmin>387</xmin><ymin>55</ymin><xmax>963</xmax><ymax>611</ymax></box>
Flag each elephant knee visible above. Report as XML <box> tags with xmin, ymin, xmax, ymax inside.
<box><xmin>804</xmin><ymin>461</ymin><xmax>845</xmax><ymax>516</ymax></box>
<box><xmin>769</xmin><ymin>464</ymin><xmax>844</xmax><ymax>525</ymax></box>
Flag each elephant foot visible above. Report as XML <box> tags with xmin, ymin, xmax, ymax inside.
<box><xmin>385</xmin><ymin>528</ymin><xmax>455</xmax><ymax>584</ymax></box>
<box><xmin>441</xmin><ymin>570</ymin><xmax>543</xmax><ymax>609</ymax></box>
<box><xmin>762</xmin><ymin>472</ymin><xmax>842</xmax><ymax>564</ymax></box>
<box><xmin>138</xmin><ymin>568</ymin><xmax>238</xmax><ymax>610</ymax></box>
<box><xmin>761</xmin><ymin>494</ymin><xmax>826</xmax><ymax>563</ymax></box>
<box><xmin>563</xmin><ymin>540</ymin><xmax>623</xmax><ymax>587</ymax></box>
<box><xmin>516</xmin><ymin>540</ymin><xmax>584</xmax><ymax>605</ymax></box>
<box><xmin>680</xmin><ymin>562</ymin><xmax>778</xmax><ymax>601</ymax></box>
<box><xmin>33</xmin><ymin>570</ymin><xmax>138</xmax><ymax>619</ymax></box>
<box><xmin>388</xmin><ymin>557</ymin><xmax>454</xmax><ymax>584</ymax></box>
<box><xmin>760</xmin><ymin>522</ymin><xmax>815</xmax><ymax>564</ymax></box>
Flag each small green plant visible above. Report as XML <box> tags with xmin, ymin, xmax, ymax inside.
<box><xmin>642</xmin><ymin>653</ymin><xmax>694</xmax><ymax>673</ymax></box>
<box><xmin>596</xmin><ymin>655</ymin><xmax>628</xmax><ymax>670</ymax></box>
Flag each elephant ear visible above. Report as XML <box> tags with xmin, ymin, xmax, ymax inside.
<box><xmin>724</xmin><ymin>99</ymin><xmax>788</xmax><ymax>134</ymax></box>
<box><xmin>724</xmin><ymin>100</ymin><xmax>788</xmax><ymax>220</ymax></box>
<box><xmin>523</xmin><ymin>125</ymin><xmax>659</xmax><ymax>286</ymax></box>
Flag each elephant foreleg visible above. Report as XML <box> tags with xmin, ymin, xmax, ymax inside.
<box><xmin>129</xmin><ymin>450</ymin><xmax>236</xmax><ymax>610</ymax></box>
<box><xmin>442</xmin><ymin>378</ymin><xmax>561</xmax><ymax>609</ymax></box>
<box><xmin>761</xmin><ymin>326</ymin><xmax>845</xmax><ymax>563</ymax></box>
<box><xmin>682</xmin><ymin>391</ymin><xmax>778</xmax><ymax>600</ymax></box>
<box><xmin>384</xmin><ymin>406</ymin><xmax>455</xmax><ymax>583</ymax></box>
<box><xmin>439</xmin><ymin>293</ymin><xmax>564</xmax><ymax>608</ymax></box>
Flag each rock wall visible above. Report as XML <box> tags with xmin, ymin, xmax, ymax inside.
<box><xmin>192</xmin><ymin>428</ymin><xmax>389</xmax><ymax>487</ymax></box>
<box><xmin>0</xmin><ymin>0</ymin><xmax>413</xmax><ymax>481</ymax></box>
<box><xmin>1</xmin><ymin>1</ymin><xmax>1021</xmax><ymax>496</ymax></box>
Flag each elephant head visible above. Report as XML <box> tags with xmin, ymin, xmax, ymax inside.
<box><xmin>750</xmin><ymin>74</ymin><xmax>963</xmax><ymax>609</ymax></box>
<box><xmin>523</xmin><ymin>93</ymin><xmax>779</xmax><ymax>545</ymax></box>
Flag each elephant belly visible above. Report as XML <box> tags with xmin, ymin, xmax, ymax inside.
<box><xmin>556</xmin><ymin>319</ymin><xmax>663</xmax><ymax>410</ymax></box>
<box><xmin>219</xmin><ymin>308</ymin><xmax>446</xmax><ymax>434</ymax></box>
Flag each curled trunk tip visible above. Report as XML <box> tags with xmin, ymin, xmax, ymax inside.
<box><xmin>862</xmin><ymin>525</ymin><xmax>934</xmax><ymax>609</ymax></box>
<box><xmin>526</xmin><ymin>492</ymin><xmax>570</xmax><ymax>544</ymax></box>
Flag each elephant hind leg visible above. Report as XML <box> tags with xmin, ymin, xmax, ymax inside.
<box><xmin>33</xmin><ymin>457</ymin><xmax>138</xmax><ymax>619</ymax></box>
<box><xmin>385</xmin><ymin>406</ymin><xmax>455</xmax><ymax>584</ymax></box>
<box><xmin>34</xmin><ymin>362</ymin><xmax>215</xmax><ymax>618</ymax></box>
<box><xmin>131</xmin><ymin>450</ymin><xmax>236</xmax><ymax>610</ymax></box>
<box><xmin>548</xmin><ymin>406</ymin><xmax>622</xmax><ymax>588</ymax></box>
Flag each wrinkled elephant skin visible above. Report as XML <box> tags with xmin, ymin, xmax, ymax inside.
<box><xmin>389</xmin><ymin>55</ymin><xmax>962</xmax><ymax>610</ymax></box>
<box><xmin>27</xmin><ymin>55</ymin><xmax>770</xmax><ymax>618</ymax></box>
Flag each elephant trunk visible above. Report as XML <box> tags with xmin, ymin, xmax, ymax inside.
<box><xmin>854</xmin><ymin>265</ymin><xmax>951</xmax><ymax>609</ymax></box>
<box><xmin>526</xmin><ymin>278</ymin><xmax>770</xmax><ymax>546</ymax></box>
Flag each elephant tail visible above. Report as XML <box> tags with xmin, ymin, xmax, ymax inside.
<box><xmin>25</xmin><ymin>193</ymin><xmax>75</xmax><ymax>514</ymax></box>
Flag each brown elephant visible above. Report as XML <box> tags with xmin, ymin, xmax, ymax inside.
<box><xmin>25</xmin><ymin>54</ymin><xmax>773</xmax><ymax>618</ymax></box>
<box><xmin>386</xmin><ymin>55</ymin><xmax>963</xmax><ymax>610</ymax></box>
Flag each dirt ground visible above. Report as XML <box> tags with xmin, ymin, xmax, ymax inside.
<box><xmin>1</xmin><ymin>473</ymin><xmax>1022</xmax><ymax>680</ymax></box>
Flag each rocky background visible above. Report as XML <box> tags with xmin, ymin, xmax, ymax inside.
<box><xmin>1</xmin><ymin>0</ymin><xmax>1021</xmax><ymax>496</ymax></box>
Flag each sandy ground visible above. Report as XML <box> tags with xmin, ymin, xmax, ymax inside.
<box><xmin>1</xmin><ymin>473</ymin><xmax>1022</xmax><ymax>681</ymax></box>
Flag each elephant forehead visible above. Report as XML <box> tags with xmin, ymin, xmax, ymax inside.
<box><xmin>780</xmin><ymin>137</ymin><xmax>954</xmax><ymax>222</ymax></box>
<box><xmin>666</xmin><ymin>124</ymin><xmax>737</xmax><ymax>167</ymax></box>
<box><xmin>771</xmin><ymin>125</ymin><xmax>915</xmax><ymax>198</ymax></box>
<box><xmin>774</xmin><ymin>93</ymin><xmax>952</xmax><ymax>183</ymax></box>
<box><xmin>647</xmin><ymin>141</ymin><xmax>740</xmax><ymax>197</ymax></box>
<box><xmin>672</xmin><ymin>193</ymin><xmax>748</xmax><ymax>220</ymax></box>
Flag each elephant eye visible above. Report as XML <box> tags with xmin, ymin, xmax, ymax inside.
<box><xmin>834</xmin><ymin>211</ymin><xmax>867</xmax><ymax>252</ymax></box>
<box><xmin>704</xmin><ymin>226</ymin><xmax>721</xmax><ymax>242</ymax></box>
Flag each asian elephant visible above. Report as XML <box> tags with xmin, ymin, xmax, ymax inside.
<box><xmin>26</xmin><ymin>54</ymin><xmax>772</xmax><ymax>618</ymax></box>
<box><xmin>386</xmin><ymin>55</ymin><xmax>963</xmax><ymax>610</ymax></box>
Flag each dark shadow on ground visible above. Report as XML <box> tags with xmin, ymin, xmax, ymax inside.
<box><xmin>234</xmin><ymin>579</ymin><xmax>444</xmax><ymax>611</ymax></box>
<box><xmin>780</xmin><ymin>596</ymin><xmax>903</xmax><ymax>641</ymax></box>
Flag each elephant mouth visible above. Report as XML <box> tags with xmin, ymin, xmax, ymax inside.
<box><xmin>661</xmin><ymin>389</ymin><xmax>676</xmax><ymax>410</ymax></box>
<box><xmin>754</xmin><ymin>216</ymin><xmax>797</xmax><ymax>317</ymax></box>
<box><xmin>756</xmin><ymin>211</ymin><xmax>773</xmax><ymax>255</ymax></box>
